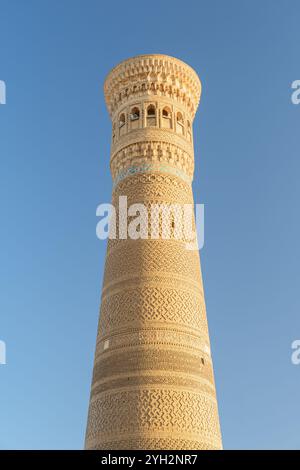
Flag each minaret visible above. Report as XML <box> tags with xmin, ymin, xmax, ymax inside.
<box><xmin>85</xmin><ymin>54</ymin><xmax>222</xmax><ymax>450</ymax></box>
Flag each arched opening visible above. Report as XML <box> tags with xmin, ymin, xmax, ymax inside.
<box><xmin>176</xmin><ymin>111</ymin><xmax>184</xmax><ymax>135</ymax></box>
<box><xmin>147</xmin><ymin>105</ymin><xmax>156</xmax><ymax>116</ymax></box>
<box><xmin>162</xmin><ymin>106</ymin><xmax>172</xmax><ymax>129</ymax></box>
<box><xmin>129</xmin><ymin>107</ymin><xmax>140</xmax><ymax>130</ymax></box>
<box><xmin>119</xmin><ymin>113</ymin><xmax>125</xmax><ymax>127</ymax></box>
<box><xmin>177</xmin><ymin>112</ymin><xmax>183</xmax><ymax>124</ymax></box>
<box><xmin>146</xmin><ymin>104</ymin><xmax>156</xmax><ymax>127</ymax></box>
<box><xmin>187</xmin><ymin>120</ymin><xmax>192</xmax><ymax>142</ymax></box>
<box><xmin>130</xmin><ymin>107</ymin><xmax>140</xmax><ymax>120</ymax></box>
<box><xmin>119</xmin><ymin>113</ymin><xmax>126</xmax><ymax>136</ymax></box>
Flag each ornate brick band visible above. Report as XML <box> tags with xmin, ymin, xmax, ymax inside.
<box><xmin>86</xmin><ymin>389</ymin><xmax>221</xmax><ymax>450</ymax></box>
<box><xmin>111</xmin><ymin>140</ymin><xmax>194</xmax><ymax>184</ymax></box>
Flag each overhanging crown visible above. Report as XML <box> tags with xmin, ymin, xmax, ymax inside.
<box><xmin>104</xmin><ymin>54</ymin><xmax>202</xmax><ymax>120</ymax></box>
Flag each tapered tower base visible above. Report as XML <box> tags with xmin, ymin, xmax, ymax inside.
<box><xmin>85</xmin><ymin>54</ymin><xmax>222</xmax><ymax>450</ymax></box>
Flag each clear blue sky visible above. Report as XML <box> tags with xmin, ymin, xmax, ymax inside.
<box><xmin>0</xmin><ymin>0</ymin><xmax>299</xmax><ymax>450</ymax></box>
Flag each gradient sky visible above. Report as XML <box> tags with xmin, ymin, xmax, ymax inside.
<box><xmin>0</xmin><ymin>0</ymin><xmax>300</xmax><ymax>449</ymax></box>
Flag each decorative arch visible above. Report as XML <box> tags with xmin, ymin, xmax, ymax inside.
<box><xmin>119</xmin><ymin>113</ymin><xmax>126</xmax><ymax>136</ymax></box>
<box><xmin>176</xmin><ymin>111</ymin><xmax>184</xmax><ymax>135</ymax></box>
<box><xmin>129</xmin><ymin>106</ymin><xmax>140</xmax><ymax>130</ymax></box>
<box><xmin>162</xmin><ymin>106</ymin><xmax>172</xmax><ymax>129</ymax></box>
<box><xmin>146</xmin><ymin>104</ymin><xmax>156</xmax><ymax>127</ymax></box>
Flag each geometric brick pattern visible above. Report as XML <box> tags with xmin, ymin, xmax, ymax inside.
<box><xmin>86</xmin><ymin>389</ymin><xmax>221</xmax><ymax>450</ymax></box>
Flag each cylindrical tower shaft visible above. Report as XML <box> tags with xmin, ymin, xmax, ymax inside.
<box><xmin>85</xmin><ymin>54</ymin><xmax>222</xmax><ymax>450</ymax></box>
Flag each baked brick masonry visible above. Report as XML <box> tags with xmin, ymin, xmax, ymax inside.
<box><xmin>85</xmin><ymin>54</ymin><xmax>222</xmax><ymax>450</ymax></box>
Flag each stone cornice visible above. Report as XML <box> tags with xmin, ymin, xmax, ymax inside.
<box><xmin>104</xmin><ymin>54</ymin><xmax>202</xmax><ymax>119</ymax></box>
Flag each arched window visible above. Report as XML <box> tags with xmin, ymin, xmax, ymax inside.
<box><xmin>187</xmin><ymin>120</ymin><xmax>192</xmax><ymax>142</ymax></box>
<box><xmin>146</xmin><ymin>104</ymin><xmax>156</xmax><ymax>126</ymax></box>
<box><xmin>119</xmin><ymin>113</ymin><xmax>126</xmax><ymax>136</ymax></box>
<box><xmin>147</xmin><ymin>105</ymin><xmax>156</xmax><ymax>116</ymax></box>
<box><xmin>129</xmin><ymin>107</ymin><xmax>140</xmax><ymax>130</ymax></box>
<box><xmin>177</xmin><ymin>112</ymin><xmax>183</xmax><ymax>124</ymax></box>
<box><xmin>162</xmin><ymin>106</ymin><xmax>172</xmax><ymax>129</ymax></box>
<box><xmin>130</xmin><ymin>107</ymin><xmax>140</xmax><ymax>120</ymax></box>
<box><xmin>119</xmin><ymin>113</ymin><xmax>125</xmax><ymax>128</ymax></box>
<box><xmin>176</xmin><ymin>111</ymin><xmax>184</xmax><ymax>135</ymax></box>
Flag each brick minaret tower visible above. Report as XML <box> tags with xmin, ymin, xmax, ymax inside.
<box><xmin>85</xmin><ymin>54</ymin><xmax>222</xmax><ymax>450</ymax></box>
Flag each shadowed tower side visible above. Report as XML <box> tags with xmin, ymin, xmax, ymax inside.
<box><xmin>85</xmin><ymin>54</ymin><xmax>222</xmax><ymax>450</ymax></box>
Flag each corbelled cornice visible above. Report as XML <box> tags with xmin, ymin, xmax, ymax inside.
<box><xmin>104</xmin><ymin>54</ymin><xmax>202</xmax><ymax>119</ymax></box>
